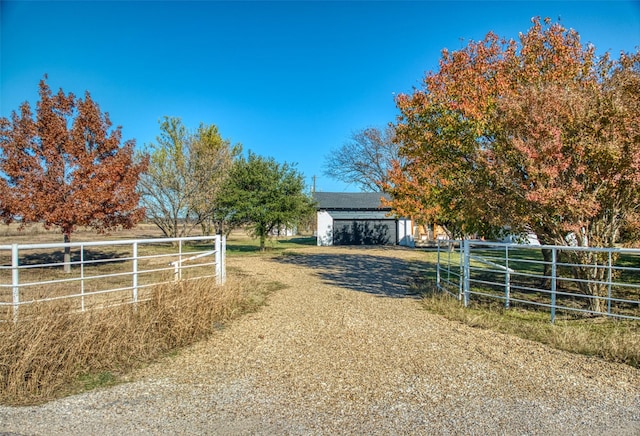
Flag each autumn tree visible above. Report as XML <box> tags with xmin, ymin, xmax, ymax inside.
<box><xmin>218</xmin><ymin>152</ymin><xmax>315</xmax><ymax>251</ymax></box>
<box><xmin>388</xmin><ymin>18</ymin><xmax>640</xmax><ymax>311</ymax></box>
<box><xmin>323</xmin><ymin>126</ymin><xmax>401</xmax><ymax>192</ymax></box>
<box><xmin>137</xmin><ymin>117</ymin><xmax>240</xmax><ymax>238</ymax></box>
<box><xmin>0</xmin><ymin>78</ymin><xmax>148</xmax><ymax>272</ymax></box>
<box><xmin>191</xmin><ymin>123</ymin><xmax>242</xmax><ymax>235</ymax></box>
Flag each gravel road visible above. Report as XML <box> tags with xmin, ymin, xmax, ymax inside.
<box><xmin>1</xmin><ymin>246</ymin><xmax>639</xmax><ymax>435</ymax></box>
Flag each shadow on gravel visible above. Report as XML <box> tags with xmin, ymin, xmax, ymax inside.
<box><xmin>275</xmin><ymin>248</ymin><xmax>436</xmax><ymax>298</ymax></box>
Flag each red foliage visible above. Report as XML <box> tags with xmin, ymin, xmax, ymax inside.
<box><xmin>388</xmin><ymin>18</ymin><xmax>640</xmax><ymax>246</ymax></box>
<box><xmin>0</xmin><ymin>78</ymin><xmax>148</xmax><ymax>240</ymax></box>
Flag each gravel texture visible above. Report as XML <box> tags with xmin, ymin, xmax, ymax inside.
<box><xmin>1</xmin><ymin>246</ymin><xmax>639</xmax><ymax>435</ymax></box>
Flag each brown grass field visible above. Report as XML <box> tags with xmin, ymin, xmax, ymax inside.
<box><xmin>1</xmin><ymin>223</ymin><xmax>638</xmax><ymax>406</ymax></box>
<box><xmin>0</xmin><ymin>223</ymin><xmax>236</xmax><ymax>315</ymax></box>
<box><xmin>0</xmin><ymin>222</ymin><xmax>165</xmax><ymax>242</ymax></box>
<box><xmin>0</xmin><ymin>275</ymin><xmax>278</xmax><ymax>405</ymax></box>
<box><xmin>0</xmin><ymin>223</ymin><xmax>280</xmax><ymax>404</ymax></box>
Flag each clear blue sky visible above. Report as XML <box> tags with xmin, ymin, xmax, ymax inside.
<box><xmin>2</xmin><ymin>1</ymin><xmax>639</xmax><ymax>193</ymax></box>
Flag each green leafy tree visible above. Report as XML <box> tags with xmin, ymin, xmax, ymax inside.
<box><xmin>219</xmin><ymin>152</ymin><xmax>315</xmax><ymax>251</ymax></box>
<box><xmin>138</xmin><ymin>117</ymin><xmax>239</xmax><ymax>238</ymax></box>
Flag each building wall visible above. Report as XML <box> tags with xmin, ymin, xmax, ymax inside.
<box><xmin>318</xmin><ymin>211</ymin><xmax>415</xmax><ymax>247</ymax></box>
<box><xmin>397</xmin><ymin>219</ymin><xmax>415</xmax><ymax>247</ymax></box>
<box><xmin>333</xmin><ymin>219</ymin><xmax>397</xmax><ymax>245</ymax></box>
<box><xmin>317</xmin><ymin>211</ymin><xmax>333</xmax><ymax>246</ymax></box>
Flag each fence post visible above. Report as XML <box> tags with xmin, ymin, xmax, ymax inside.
<box><xmin>215</xmin><ymin>236</ymin><xmax>222</xmax><ymax>284</ymax></box>
<box><xmin>607</xmin><ymin>250</ymin><xmax>612</xmax><ymax>316</ymax></box>
<box><xmin>132</xmin><ymin>242</ymin><xmax>138</xmax><ymax>303</ymax></box>
<box><xmin>178</xmin><ymin>239</ymin><xmax>183</xmax><ymax>281</ymax></box>
<box><xmin>505</xmin><ymin>245</ymin><xmax>510</xmax><ymax>309</ymax></box>
<box><xmin>463</xmin><ymin>239</ymin><xmax>470</xmax><ymax>307</ymax></box>
<box><xmin>221</xmin><ymin>236</ymin><xmax>226</xmax><ymax>284</ymax></box>
<box><xmin>80</xmin><ymin>244</ymin><xmax>85</xmax><ymax>312</ymax></box>
<box><xmin>436</xmin><ymin>241</ymin><xmax>441</xmax><ymax>290</ymax></box>
<box><xmin>458</xmin><ymin>242</ymin><xmax>463</xmax><ymax>301</ymax></box>
<box><xmin>11</xmin><ymin>244</ymin><xmax>19</xmax><ymax>322</ymax></box>
<box><xmin>551</xmin><ymin>248</ymin><xmax>557</xmax><ymax>323</ymax></box>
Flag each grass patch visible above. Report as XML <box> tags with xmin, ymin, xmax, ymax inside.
<box><xmin>0</xmin><ymin>274</ymin><xmax>279</xmax><ymax>406</ymax></box>
<box><xmin>417</xmin><ymin>281</ymin><xmax>640</xmax><ymax>368</ymax></box>
<box><xmin>77</xmin><ymin>371</ymin><xmax>118</xmax><ymax>391</ymax></box>
<box><xmin>226</xmin><ymin>234</ymin><xmax>316</xmax><ymax>256</ymax></box>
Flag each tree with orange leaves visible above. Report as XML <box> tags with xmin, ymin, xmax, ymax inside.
<box><xmin>388</xmin><ymin>18</ymin><xmax>640</xmax><ymax>311</ymax></box>
<box><xmin>0</xmin><ymin>77</ymin><xmax>148</xmax><ymax>271</ymax></box>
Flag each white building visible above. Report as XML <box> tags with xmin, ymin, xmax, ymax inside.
<box><xmin>313</xmin><ymin>192</ymin><xmax>414</xmax><ymax>247</ymax></box>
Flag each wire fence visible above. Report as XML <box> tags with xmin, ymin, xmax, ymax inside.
<box><xmin>0</xmin><ymin>235</ymin><xmax>226</xmax><ymax>321</ymax></box>
<box><xmin>435</xmin><ymin>240</ymin><xmax>640</xmax><ymax>322</ymax></box>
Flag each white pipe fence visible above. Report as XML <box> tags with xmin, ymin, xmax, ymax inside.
<box><xmin>0</xmin><ymin>235</ymin><xmax>226</xmax><ymax>321</ymax></box>
<box><xmin>436</xmin><ymin>240</ymin><xmax>640</xmax><ymax>322</ymax></box>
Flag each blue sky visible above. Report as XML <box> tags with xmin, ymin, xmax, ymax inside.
<box><xmin>2</xmin><ymin>1</ymin><xmax>639</xmax><ymax>193</ymax></box>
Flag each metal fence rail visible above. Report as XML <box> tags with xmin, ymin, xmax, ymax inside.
<box><xmin>436</xmin><ymin>240</ymin><xmax>640</xmax><ymax>322</ymax></box>
<box><xmin>0</xmin><ymin>235</ymin><xmax>226</xmax><ymax>321</ymax></box>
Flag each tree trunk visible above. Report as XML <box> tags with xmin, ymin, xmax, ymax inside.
<box><xmin>200</xmin><ymin>220</ymin><xmax>212</xmax><ymax>236</ymax></box>
<box><xmin>63</xmin><ymin>232</ymin><xmax>71</xmax><ymax>274</ymax></box>
<box><xmin>534</xmin><ymin>228</ymin><xmax>555</xmax><ymax>289</ymax></box>
<box><xmin>571</xmin><ymin>251</ymin><xmax>610</xmax><ymax>314</ymax></box>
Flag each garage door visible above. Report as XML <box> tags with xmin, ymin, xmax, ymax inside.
<box><xmin>333</xmin><ymin>219</ymin><xmax>397</xmax><ymax>245</ymax></box>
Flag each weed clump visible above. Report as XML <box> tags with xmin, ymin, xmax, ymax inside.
<box><xmin>0</xmin><ymin>276</ymin><xmax>276</xmax><ymax>405</ymax></box>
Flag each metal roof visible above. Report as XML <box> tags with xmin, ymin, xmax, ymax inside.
<box><xmin>328</xmin><ymin>211</ymin><xmax>393</xmax><ymax>220</ymax></box>
<box><xmin>313</xmin><ymin>192</ymin><xmax>391</xmax><ymax>210</ymax></box>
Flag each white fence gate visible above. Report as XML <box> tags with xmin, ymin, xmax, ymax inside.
<box><xmin>436</xmin><ymin>240</ymin><xmax>640</xmax><ymax>322</ymax></box>
<box><xmin>0</xmin><ymin>235</ymin><xmax>226</xmax><ymax>321</ymax></box>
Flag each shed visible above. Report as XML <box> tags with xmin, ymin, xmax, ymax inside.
<box><xmin>313</xmin><ymin>192</ymin><xmax>414</xmax><ymax>247</ymax></box>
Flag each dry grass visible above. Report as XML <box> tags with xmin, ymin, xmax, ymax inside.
<box><xmin>0</xmin><ymin>222</ymin><xmax>164</xmax><ymax>242</ymax></box>
<box><xmin>417</xmin><ymin>281</ymin><xmax>640</xmax><ymax>368</ymax></box>
<box><xmin>0</xmin><ymin>274</ymin><xmax>281</xmax><ymax>405</ymax></box>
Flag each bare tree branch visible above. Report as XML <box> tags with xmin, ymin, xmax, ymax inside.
<box><xmin>323</xmin><ymin>126</ymin><xmax>402</xmax><ymax>192</ymax></box>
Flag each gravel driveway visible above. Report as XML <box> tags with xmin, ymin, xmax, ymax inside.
<box><xmin>1</xmin><ymin>246</ymin><xmax>639</xmax><ymax>435</ymax></box>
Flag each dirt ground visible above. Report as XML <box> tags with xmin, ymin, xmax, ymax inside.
<box><xmin>1</xmin><ymin>245</ymin><xmax>639</xmax><ymax>435</ymax></box>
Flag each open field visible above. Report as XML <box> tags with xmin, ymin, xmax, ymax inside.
<box><xmin>1</xmin><ymin>246</ymin><xmax>638</xmax><ymax>434</ymax></box>
<box><xmin>1</xmin><ymin>223</ymin><xmax>638</xmax><ymax>413</ymax></box>
<box><xmin>0</xmin><ymin>223</ymin><xmax>310</xmax><ymax>318</ymax></box>
<box><xmin>0</xmin><ymin>222</ymin><xmax>165</xmax><ymax>242</ymax></box>
<box><xmin>2</xmin><ymin>223</ymin><xmax>638</xmax><ymax>365</ymax></box>
<box><xmin>0</xmin><ymin>233</ymin><xmax>225</xmax><ymax>320</ymax></box>
<box><xmin>0</xmin><ymin>223</ymin><xmax>315</xmax><ymax>247</ymax></box>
